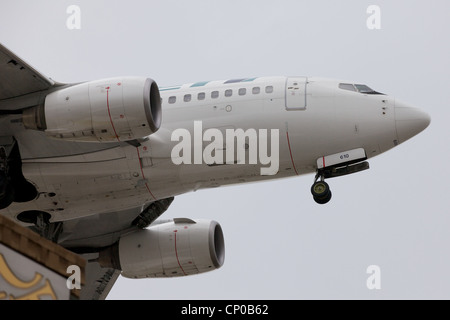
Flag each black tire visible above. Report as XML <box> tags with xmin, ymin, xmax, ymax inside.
<box><xmin>311</xmin><ymin>181</ymin><xmax>330</xmax><ymax>198</ymax></box>
<box><xmin>314</xmin><ymin>190</ymin><xmax>332</xmax><ymax>205</ymax></box>
<box><xmin>0</xmin><ymin>182</ymin><xmax>14</xmax><ymax>210</ymax></box>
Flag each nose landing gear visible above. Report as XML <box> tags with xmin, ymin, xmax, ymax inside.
<box><xmin>310</xmin><ymin>148</ymin><xmax>370</xmax><ymax>205</ymax></box>
<box><xmin>311</xmin><ymin>173</ymin><xmax>332</xmax><ymax>205</ymax></box>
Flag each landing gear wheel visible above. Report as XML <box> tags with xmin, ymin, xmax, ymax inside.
<box><xmin>311</xmin><ymin>181</ymin><xmax>330</xmax><ymax>198</ymax></box>
<box><xmin>313</xmin><ymin>190</ymin><xmax>332</xmax><ymax>204</ymax></box>
<box><xmin>311</xmin><ymin>180</ymin><xmax>332</xmax><ymax>205</ymax></box>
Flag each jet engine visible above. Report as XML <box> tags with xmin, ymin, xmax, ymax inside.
<box><xmin>23</xmin><ymin>77</ymin><xmax>161</xmax><ymax>142</ymax></box>
<box><xmin>100</xmin><ymin>218</ymin><xmax>225</xmax><ymax>278</ymax></box>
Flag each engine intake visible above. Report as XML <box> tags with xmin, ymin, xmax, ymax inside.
<box><xmin>23</xmin><ymin>77</ymin><xmax>161</xmax><ymax>142</ymax></box>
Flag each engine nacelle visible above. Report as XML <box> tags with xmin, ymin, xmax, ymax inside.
<box><xmin>103</xmin><ymin>219</ymin><xmax>225</xmax><ymax>279</ymax></box>
<box><xmin>23</xmin><ymin>77</ymin><xmax>162</xmax><ymax>142</ymax></box>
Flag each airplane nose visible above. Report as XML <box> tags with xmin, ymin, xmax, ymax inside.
<box><xmin>395</xmin><ymin>101</ymin><xmax>431</xmax><ymax>144</ymax></box>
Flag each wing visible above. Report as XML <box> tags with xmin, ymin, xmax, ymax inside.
<box><xmin>0</xmin><ymin>43</ymin><xmax>62</xmax><ymax>111</ymax></box>
<box><xmin>0</xmin><ymin>43</ymin><xmax>123</xmax><ymax>300</ymax></box>
<box><xmin>0</xmin><ymin>44</ymin><xmax>175</xmax><ymax>300</ymax></box>
<box><xmin>80</xmin><ymin>254</ymin><xmax>121</xmax><ymax>300</ymax></box>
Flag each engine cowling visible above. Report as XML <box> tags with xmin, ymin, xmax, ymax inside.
<box><xmin>103</xmin><ymin>219</ymin><xmax>225</xmax><ymax>279</ymax></box>
<box><xmin>23</xmin><ymin>77</ymin><xmax>161</xmax><ymax>142</ymax></box>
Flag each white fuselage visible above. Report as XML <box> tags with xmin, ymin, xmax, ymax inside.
<box><xmin>3</xmin><ymin>76</ymin><xmax>428</xmax><ymax>222</ymax></box>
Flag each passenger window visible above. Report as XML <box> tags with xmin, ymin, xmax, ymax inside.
<box><xmin>198</xmin><ymin>92</ymin><xmax>206</xmax><ymax>100</ymax></box>
<box><xmin>168</xmin><ymin>96</ymin><xmax>177</xmax><ymax>104</ymax></box>
<box><xmin>184</xmin><ymin>94</ymin><xmax>192</xmax><ymax>102</ymax></box>
<box><xmin>252</xmin><ymin>87</ymin><xmax>260</xmax><ymax>94</ymax></box>
<box><xmin>225</xmin><ymin>89</ymin><xmax>233</xmax><ymax>97</ymax></box>
<box><xmin>265</xmin><ymin>86</ymin><xmax>274</xmax><ymax>94</ymax></box>
<box><xmin>238</xmin><ymin>88</ymin><xmax>246</xmax><ymax>96</ymax></box>
<box><xmin>211</xmin><ymin>91</ymin><xmax>219</xmax><ymax>99</ymax></box>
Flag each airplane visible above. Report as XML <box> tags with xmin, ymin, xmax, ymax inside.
<box><xmin>0</xmin><ymin>43</ymin><xmax>430</xmax><ymax>299</ymax></box>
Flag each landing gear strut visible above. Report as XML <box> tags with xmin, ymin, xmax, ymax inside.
<box><xmin>35</xmin><ymin>211</ymin><xmax>63</xmax><ymax>243</ymax></box>
<box><xmin>17</xmin><ymin>210</ymin><xmax>63</xmax><ymax>243</ymax></box>
<box><xmin>311</xmin><ymin>172</ymin><xmax>332</xmax><ymax>205</ymax></box>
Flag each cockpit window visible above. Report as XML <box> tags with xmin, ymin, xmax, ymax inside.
<box><xmin>354</xmin><ymin>84</ymin><xmax>374</xmax><ymax>93</ymax></box>
<box><xmin>339</xmin><ymin>83</ymin><xmax>384</xmax><ymax>95</ymax></box>
<box><xmin>339</xmin><ymin>83</ymin><xmax>357</xmax><ymax>92</ymax></box>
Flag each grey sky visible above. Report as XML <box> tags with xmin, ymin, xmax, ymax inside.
<box><xmin>1</xmin><ymin>0</ymin><xmax>449</xmax><ymax>299</ymax></box>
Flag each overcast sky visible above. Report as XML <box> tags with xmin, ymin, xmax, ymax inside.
<box><xmin>1</xmin><ymin>0</ymin><xmax>449</xmax><ymax>299</ymax></box>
